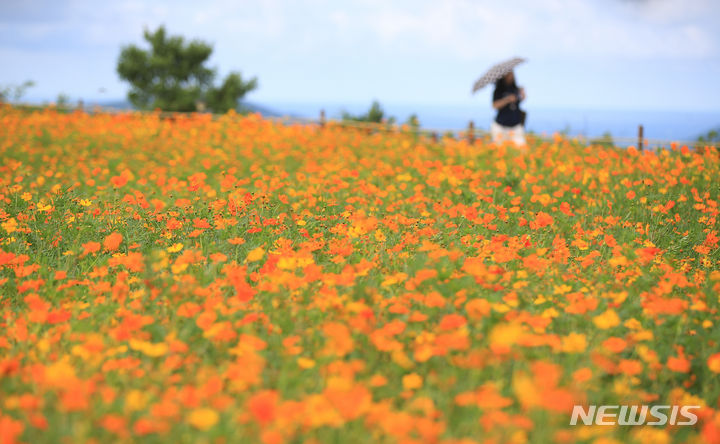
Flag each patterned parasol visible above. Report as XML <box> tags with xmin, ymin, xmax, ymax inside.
<box><xmin>472</xmin><ymin>57</ymin><xmax>527</xmax><ymax>93</ymax></box>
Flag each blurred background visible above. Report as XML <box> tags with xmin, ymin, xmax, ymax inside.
<box><xmin>1</xmin><ymin>0</ymin><xmax>719</xmax><ymax>141</ymax></box>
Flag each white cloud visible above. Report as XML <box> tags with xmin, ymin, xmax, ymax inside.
<box><xmin>3</xmin><ymin>0</ymin><xmax>716</xmax><ymax>60</ymax></box>
<box><xmin>624</xmin><ymin>0</ymin><xmax>716</xmax><ymax>24</ymax></box>
<box><xmin>342</xmin><ymin>0</ymin><xmax>718</xmax><ymax>61</ymax></box>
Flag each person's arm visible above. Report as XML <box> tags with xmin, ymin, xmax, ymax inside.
<box><xmin>493</xmin><ymin>94</ymin><xmax>517</xmax><ymax>110</ymax></box>
<box><xmin>518</xmin><ymin>87</ymin><xmax>526</xmax><ymax>102</ymax></box>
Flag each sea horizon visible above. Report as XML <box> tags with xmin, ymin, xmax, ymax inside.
<box><xmin>263</xmin><ymin>101</ymin><xmax>720</xmax><ymax>144</ymax></box>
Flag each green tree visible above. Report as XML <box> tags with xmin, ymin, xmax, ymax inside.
<box><xmin>697</xmin><ymin>128</ymin><xmax>719</xmax><ymax>144</ymax></box>
<box><xmin>342</xmin><ymin>100</ymin><xmax>395</xmax><ymax>124</ymax></box>
<box><xmin>117</xmin><ymin>26</ymin><xmax>257</xmax><ymax>113</ymax></box>
<box><xmin>0</xmin><ymin>80</ymin><xmax>35</xmax><ymax>103</ymax></box>
<box><xmin>56</xmin><ymin>93</ymin><xmax>71</xmax><ymax>108</ymax></box>
<box><xmin>404</xmin><ymin>113</ymin><xmax>420</xmax><ymax>129</ymax></box>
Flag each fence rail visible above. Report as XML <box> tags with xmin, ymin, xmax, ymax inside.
<box><xmin>3</xmin><ymin>102</ymin><xmax>716</xmax><ymax>150</ymax></box>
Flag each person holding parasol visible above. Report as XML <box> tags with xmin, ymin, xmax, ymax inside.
<box><xmin>472</xmin><ymin>57</ymin><xmax>527</xmax><ymax>148</ymax></box>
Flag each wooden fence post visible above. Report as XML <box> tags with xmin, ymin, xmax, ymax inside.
<box><xmin>638</xmin><ymin>125</ymin><xmax>644</xmax><ymax>151</ymax></box>
<box><xmin>320</xmin><ymin>109</ymin><xmax>326</xmax><ymax>128</ymax></box>
<box><xmin>467</xmin><ymin>120</ymin><xmax>475</xmax><ymax>144</ymax></box>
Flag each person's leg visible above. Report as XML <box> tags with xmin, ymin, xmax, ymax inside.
<box><xmin>491</xmin><ymin>121</ymin><xmax>504</xmax><ymax>144</ymax></box>
<box><xmin>512</xmin><ymin>124</ymin><xmax>527</xmax><ymax>147</ymax></box>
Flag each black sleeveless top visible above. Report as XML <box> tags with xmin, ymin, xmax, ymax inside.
<box><xmin>493</xmin><ymin>83</ymin><xmax>522</xmax><ymax>127</ymax></box>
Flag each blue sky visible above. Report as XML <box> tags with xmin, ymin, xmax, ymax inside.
<box><xmin>1</xmin><ymin>0</ymin><xmax>719</xmax><ymax>111</ymax></box>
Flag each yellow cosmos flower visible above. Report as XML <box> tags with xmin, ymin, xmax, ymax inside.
<box><xmin>187</xmin><ymin>408</ymin><xmax>219</xmax><ymax>430</ymax></box>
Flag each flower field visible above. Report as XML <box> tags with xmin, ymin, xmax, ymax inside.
<box><xmin>1</xmin><ymin>105</ymin><xmax>720</xmax><ymax>443</ymax></box>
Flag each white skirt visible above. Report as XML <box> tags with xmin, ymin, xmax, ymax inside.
<box><xmin>491</xmin><ymin>121</ymin><xmax>526</xmax><ymax>147</ymax></box>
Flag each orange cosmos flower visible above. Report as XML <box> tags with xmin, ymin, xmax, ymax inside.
<box><xmin>708</xmin><ymin>353</ymin><xmax>720</xmax><ymax>373</ymax></box>
<box><xmin>667</xmin><ymin>351</ymin><xmax>691</xmax><ymax>373</ymax></box>
<box><xmin>110</xmin><ymin>175</ymin><xmax>128</xmax><ymax>187</ymax></box>
<box><xmin>103</xmin><ymin>232</ymin><xmax>123</xmax><ymax>251</ymax></box>
<box><xmin>99</xmin><ymin>414</ymin><xmax>128</xmax><ymax>438</ymax></box>
<box><xmin>475</xmin><ymin>384</ymin><xmax>514</xmax><ymax>409</ymax></box>
<box><xmin>402</xmin><ymin>373</ymin><xmax>423</xmax><ymax>390</ymax></box>
<box><xmin>601</xmin><ymin>337</ymin><xmax>627</xmax><ymax>353</ymax></box>
<box><xmin>618</xmin><ymin>359</ymin><xmax>643</xmax><ymax>375</ymax></box>
<box><xmin>247</xmin><ymin>390</ymin><xmax>279</xmax><ymax>426</ymax></box>
<box><xmin>635</xmin><ymin>247</ymin><xmax>661</xmax><ymax>265</ymax></box>
<box><xmin>572</xmin><ymin>367</ymin><xmax>593</xmax><ymax>383</ymax></box>
<box><xmin>438</xmin><ymin>314</ymin><xmax>467</xmax><ymax>331</ymax></box>
<box><xmin>81</xmin><ymin>241</ymin><xmax>101</xmax><ymax>256</ymax></box>
<box><xmin>465</xmin><ymin>298</ymin><xmax>491</xmax><ymax>320</ymax></box>
<box><xmin>322</xmin><ymin>322</ymin><xmax>355</xmax><ymax>357</ymax></box>
<box><xmin>0</xmin><ymin>415</ymin><xmax>24</xmax><ymax>444</ymax></box>
<box><xmin>530</xmin><ymin>211</ymin><xmax>554</xmax><ymax>229</ymax></box>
